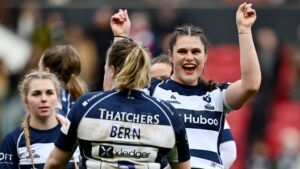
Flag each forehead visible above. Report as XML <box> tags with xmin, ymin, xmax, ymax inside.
<box><xmin>28</xmin><ymin>79</ymin><xmax>56</xmax><ymax>92</ymax></box>
<box><xmin>173</xmin><ymin>36</ymin><xmax>204</xmax><ymax>50</ymax></box>
<box><xmin>151</xmin><ymin>63</ymin><xmax>171</xmax><ymax>71</ymax></box>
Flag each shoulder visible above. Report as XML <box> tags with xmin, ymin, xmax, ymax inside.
<box><xmin>74</xmin><ymin>91</ymin><xmax>110</xmax><ymax>107</ymax></box>
<box><xmin>1</xmin><ymin>126</ymin><xmax>23</xmax><ymax>147</ymax></box>
<box><xmin>148</xmin><ymin>77</ymin><xmax>164</xmax><ymax>94</ymax></box>
<box><xmin>217</xmin><ymin>82</ymin><xmax>231</xmax><ymax>91</ymax></box>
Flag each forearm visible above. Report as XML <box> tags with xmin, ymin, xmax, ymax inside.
<box><xmin>169</xmin><ymin>160</ymin><xmax>190</xmax><ymax>169</ymax></box>
<box><xmin>44</xmin><ymin>147</ymin><xmax>72</xmax><ymax>169</ymax></box>
<box><xmin>238</xmin><ymin>32</ymin><xmax>261</xmax><ymax>93</ymax></box>
<box><xmin>44</xmin><ymin>158</ymin><xmax>65</xmax><ymax>169</ymax></box>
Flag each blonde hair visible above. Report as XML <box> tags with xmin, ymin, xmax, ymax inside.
<box><xmin>19</xmin><ymin>70</ymin><xmax>61</xmax><ymax>168</ymax></box>
<box><xmin>107</xmin><ymin>39</ymin><xmax>151</xmax><ymax>90</ymax></box>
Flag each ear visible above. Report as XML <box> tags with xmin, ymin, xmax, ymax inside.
<box><xmin>24</xmin><ymin>98</ymin><xmax>29</xmax><ymax>110</ymax></box>
<box><xmin>204</xmin><ymin>53</ymin><xmax>208</xmax><ymax>63</ymax></box>
<box><xmin>111</xmin><ymin>65</ymin><xmax>116</xmax><ymax>77</ymax></box>
<box><xmin>45</xmin><ymin>67</ymin><xmax>50</xmax><ymax>72</ymax></box>
<box><xmin>168</xmin><ymin>50</ymin><xmax>174</xmax><ymax>63</ymax></box>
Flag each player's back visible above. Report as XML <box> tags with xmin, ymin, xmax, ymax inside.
<box><xmin>73</xmin><ymin>89</ymin><xmax>188</xmax><ymax>169</ymax></box>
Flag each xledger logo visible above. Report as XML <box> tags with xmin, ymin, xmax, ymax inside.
<box><xmin>99</xmin><ymin>145</ymin><xmax>150</xmax><ymax>159</ymax></box>
<box><xmin>99</xmin><ymin>145</ymin><xmax>113</xmax><ymax>158</ymax></box>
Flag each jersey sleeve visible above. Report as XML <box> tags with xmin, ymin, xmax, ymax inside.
<box><xmin>55</xmin><ymin>96</ymin><xmax>85</xmax><ymax>152</ymax></box>
<box><xmin>219</xmin><ymin>83</ymin><xmax>234</xmax><ymax>113</ymax></box>
<box><xmin>162</xmin><ymin>101</ymin><xmax>190</xmax><ymax>163</ymax></box>
<box><xmin>0</xmin><ymin>133</ymin><xmax>20</xmax><ymax>169</ymax></box>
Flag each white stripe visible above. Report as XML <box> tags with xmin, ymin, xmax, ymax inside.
<box><xmin>153</xmin><ymin>87</ymin><xmax>225</xmax><ymax>112</ymax></box>
<box><xmin>78</xmin><ymin>118</ymin><xmax>175</xmax><ymax>148</ymax></box>
<box><xmin>186</xmin><ymin>128</ymin><xmax>218</xmax><ymax>152</ymax></box>
<box><xmin>191</xmin><ymin>156</ymin><xmax>224</xmax><ymax>169</ymax></box>
<box><xmin>16</xmin><ymin>131</ymin><xmax>24</xmax><ymax>160</ymax></box>
<box><xmin>224</xmin><ymin>120</ymin><xmax>230</xmax><ymax>129</ymax></box>
<box><xmin>18</xmin><ymin>143</ymin><xmax>55</xmax><ymax>164</ymax></box>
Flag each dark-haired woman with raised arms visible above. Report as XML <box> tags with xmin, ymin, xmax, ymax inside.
<box><xmin>111</xmin><ymin>3</ymin><xmax>261</xmax><ymax>169</ymax></box>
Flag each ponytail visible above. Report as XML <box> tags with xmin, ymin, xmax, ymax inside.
<box><xmin>22</xmin><ymin>114</ymin><xmax>36</xmax><ymax>169</ymax></box>
<box><xmin>113</xmin><ymin>45</ymin><xmax>151</xmax><ymax>90</ymax></box>
<box><xmin>198</xmin><ymin>77</ymin><xmax>217</xmax><ymax>91</ymax></box>
<box><xmin>66</xmin><ymin>74</ymin><xmax>86</xmax><ymax>100</ymax></box>
<box><xmin>107</xmin><ymin>39</ymin><xmax>151</xmax><ymax>91</ymax></box>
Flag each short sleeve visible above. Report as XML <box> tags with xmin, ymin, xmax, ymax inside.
<box><xmin>0</xmin><ymin>134</ymin><xmax>19</xmax><ymax>169</ymax></box>
<box><xmin>55</xmin><ymin>98</ymin><xmax>83</xmax><ymax>152</ymax></box>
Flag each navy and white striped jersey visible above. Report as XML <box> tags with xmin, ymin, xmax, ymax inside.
<box><xmin>0</xmin><ymin>124</ymin><xmax>76</xmax><ymax>169</ymax></box>
<box><xmin>59</xmin><ymin>89</ymin><xmax>74</xmax><ymax>116</ymax></box>
<box><xmin>149</xmin><ymin>78</ymin><xmax>233</xmax><ymax>169</ymax></box>
<box><xmin>55</xmin><ymin>89</ymin><xmax>190</xmax><ymax>169</ymax></box>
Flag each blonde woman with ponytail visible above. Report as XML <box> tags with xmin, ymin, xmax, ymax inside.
<box><xmin>0</xmin><ymin>70</ymin><xmax>78</xmax><ymax>169</ymax></box>
<box><xmin>45</xmin><ymin>37</ymin><xmax>190</xmax><ymax>168</ymax></box>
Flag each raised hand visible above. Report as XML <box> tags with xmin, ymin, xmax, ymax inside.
<box><xmin>236</xmin><ymin>3</ymin><xmax>257</xmax><ymax>33</ymax></box>
<box><xmin>110</xmin><ymin>9</ymin><xmax>131</xmax><ymax>37</ymax></box>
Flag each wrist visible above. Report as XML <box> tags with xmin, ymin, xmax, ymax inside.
<box><xmin>114</xmin><ymin>35</ymin><xmax>129</xmax><ymax>38</ymax></box>
<box><xmin>113</xmin><ymin>35</ymin><xmax>132</xmax><ymax>43</ymax></box>
<box><xmin>238</xmin><ymin>31</ymin><xmax>251</xmax><ymax>34</ymax></box>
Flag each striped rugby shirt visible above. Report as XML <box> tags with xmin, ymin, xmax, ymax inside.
<box><xmin>55</xmin><ymin>89</ymin><xmax>190</xmax><ymax>169</ymax></box>
<box><xmin>59</xmin><ymin>89</ymin><xmax>74</xmax><ymax>117</ymax></box>
<box><xmin>149</xmin><ymin>78</ymin><xmax>233</xmax><ymax>169</ymax></box>
<box><xmin>0</xmin><ymin>124</ymin><xmax>76</xmax><ymax>169</ymax></box>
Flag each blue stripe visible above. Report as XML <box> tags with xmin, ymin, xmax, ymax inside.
<box><xmin>220</xmin><ymin>129</ymin><xmax>234</xmax><ymax>142</ymax></box>
<box><xmin>190</xmin><ymin>149</ymin><xmax>222</xmax><ymax>164</ymax></box>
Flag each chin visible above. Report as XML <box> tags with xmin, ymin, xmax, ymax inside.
<box><xmin>38</xmin><ymin>112</ymin><xmax>52</xmax><ymax>117</ymax></box>
<box><xmin>181</xmin><ymin>78</ymin><xmax>198</xmax><ymax>86</ymax></box>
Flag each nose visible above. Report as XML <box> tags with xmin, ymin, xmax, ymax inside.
<box><xmin>41</xmin><ymin>94</ymin><xmax>47</xmax><ymax>103</ymax></box>
<box><xmin>185</xmin><ymin>52</ymin><xmax>194</xmax><ymax>61</ymax></box>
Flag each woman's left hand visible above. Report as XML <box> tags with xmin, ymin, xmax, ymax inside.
<box><xmin>236</xmin><ymin>3</ymin><xmax>257</xmax><ymax>33</ymax></box>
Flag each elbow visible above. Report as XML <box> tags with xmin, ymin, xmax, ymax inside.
<box><xmin>246</xmin><ymin>85</ymin><xmax>260</xmax><ymax>96</ymax></box>
<box><xmin>244</xmin><ymin>78</ymin><xmax>261</xmax><ymax>97</ymax></box>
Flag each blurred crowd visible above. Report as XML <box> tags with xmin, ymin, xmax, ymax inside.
<box><xmin>1</xmin><ymin>0</ymin><xmax>300</xmax><ymax>169</ymax></box>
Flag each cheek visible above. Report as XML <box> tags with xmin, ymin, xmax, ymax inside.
<box><xmin>25</xmin><ymin>98</ymin><xmax>36</xmax><ymax>111</ymax></box>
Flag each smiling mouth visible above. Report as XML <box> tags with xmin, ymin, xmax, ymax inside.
<box><xmin>183</xmin><ymin>65</ymin><xmax>196</xmax><ymax>74</ymax></box>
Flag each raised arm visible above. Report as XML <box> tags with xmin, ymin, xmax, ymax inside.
<box><xmin>226</xmin><ymin>3</ymin><xmax>261</xmax><ymax>109</ymax></box>
<box><xmin>110</xmin><ymin>9</ymin><xmax>131</xmax><ymax>42</ymax></box>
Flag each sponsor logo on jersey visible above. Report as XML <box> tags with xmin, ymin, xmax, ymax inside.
<box><xmin>98</xmin><ymin>145</ymin><xmax>150</xmax><ymax>159</ymax></box>
<box><xmin>0</xmin><ymin>153</ymin><xmax>13</xmax><ymax>163</ymax></box>
<box><xmin>166</xmin><ymin>95</ymin><xmax>181</xmax><ymax>104</ymax></box>
<box><xmin>25</xmin><ymin>150</ymin><xmax>40</xmax><ymax>159</ymax></box>
<box><xmin>182</xmin><ymin>113</ymin><xmax>219</xmax><ymax>126</ymax></box>
<box><xmin>99</xmin><ymin>108</ymin><xmax>160</xmax><ymax>124</ymax></box>
<box><xmin>99</xmin><ymin>145</ymin><xmax>114</xmax><ymax>158</ymax></box>
<box><xmin>203</xmin><ymin>94</ymin><xmax>211</xmax><ymax>103</ymax></box>
<box><xmin>82</xmin><ymin>92</ymin><xmax>103</xmax><ymax>107</ymax></box>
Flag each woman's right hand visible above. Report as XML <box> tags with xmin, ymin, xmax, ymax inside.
<box><xmin>110</xmin><ymin>9</ymin><xmax>131</xmax><ymax>37</ymax></box>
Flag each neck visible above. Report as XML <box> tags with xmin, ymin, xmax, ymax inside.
<box><xmin>29</xmin><ymin>114</ymin><xmax>58</xmax><ymax>130</ymax></box>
